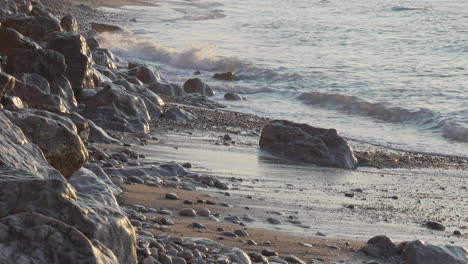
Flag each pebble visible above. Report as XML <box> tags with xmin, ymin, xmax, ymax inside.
<box><xmin>284</xmin><ymin>255</ymin><xmax>306</xmax><ymax>264</ymax></box>
<box><xmin>179</xmin><ymin>208</ymin><xmax>197</xmax><ymax>217</ymax></box>
<box><xmin>426</xmin><ymin>221</ymin><xmax>446</xmax><ymax>231</ymax></box>
<box><xmin>161</xmin><ymin>217</ymin><xmax>175</xmax><ymax>225</ymax></box>
<box><xmin>325</xmin><ymin>244</ymin><xmax>340</xmax><ymax>250</ymax></box>
<box><xmin>183</xmin><ymin>200</ymin><xmax>194</xmax><ymax>205</ymax></box>
<box><xmin>247</xmin><ymin>239</ymin><xmax>258</xmax><ymax>246</ymax></box>
<box><xmin>198</xmin><ymin>208</ymin><xmax>211</xmax><ymax>217</ymax></box>
<box><xmin>299</xmin><ymin>242</ymin><xmax>313</xmax><ymax>248</ymax></box>
<box><xmin>191</xmin><ymin>222</ymin><xmax>206</xmax><ymax>229</ymax></box>
<box><xmin>267</xmin><ymin>218</ymin><xmax>281</xmax><ymax>225</ymax></box>
<box><xmin>165</xmin><ymin>193</ymin><xmax>179</xmax><ymax>200</ymax></box>
<box><xmin>182</xmin><ymin>162</ymin><xmax>192</xmax><ymax>169</ymax></box>
<box><xmin>233</xmin><ymin>229</ymin><xmax>249</xmax><ymax>237</ymax></box>
<box><xmin>345</xmin><ymin>192</ymin><xmax>354</xmax><ymax>198</ymax></box>
<box><xmin>261</xmin><ymin>249</ymin><xmax>278</xmax><ymax>257</ymax></box>
<box><xmin>223</xmin><ymin>134</ymin><xmax>232</xmax><ymax>140</ymax></box>
<box><xmin>316</xmin><ymin>231</ymin><xmax>327</xmax><ymax>237</ymax></box>
<box><xmin>143</xmin><ymin>256</ymin><xmax>159</xmax><ymax>264</ymax></box>
<box><xmin>454</xmin><ymin>230</ymin><xmax>461</xmax><ymax>235</ymax></box>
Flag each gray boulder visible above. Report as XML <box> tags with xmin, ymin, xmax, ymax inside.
<box><xmin>60</xmin><ymin>14</ymin><xmax>78</xmax><ymax>33</ymax></box>
<box><xmin>127</xmin><ymin>63</ymin><xmax>162</xmax><ymax>84</ymax></box>
<box><xmin>47</xmin><ymin>32</ymin><xmax>95</xmax><ymax>94</ymax></box>
<box><xmin>0</xmin><ymin>111</ymin><xmax>62</xmax><ymax>180</ymax></box>
<box><xmin>360</xmin><ymin>235</ymin><xmax>399</xmax><ymax>258</ymax></box>
<box><xmin>183</xmin><ymin>78</ymin><xmax>214</xmax><ymax>96</ymax></box>
<box><xmin>1</xmin><ymin>16</ymin><xmax>62</xmax><ymax>41</ymax></box>
<box><xmin>213</xmin><ymin>72</ymin><xmax>239</xmax><ymax>81</ymax></box>
<box><xmin>3</xmin><ymin>109</ymin><xmax>88</xmax><ymax>178</ymax></box>
<box><xmin>0</xmin><ymin>27</ymin><xmax>40</xmax><ymax>56</ymax></box>
<box><xmin>79</xmin><ymin>84</ymin><xmax>151</xmax><ymax>133</ymax></box>
<box><xmin>93</xmin><ymin>48</ymin><xmax>117</xmax><ymax>70</ymax></box>
<box><xmin>164</xmin><ymin>107</ymin><xmax>196</xmax><ymax>122</ymax></box>
<box><xmin>224</xmin><ymin>92</ymin><xmax>242</xmax><ymax>101</ymax></box>
<box><xmin>148</xmin><ymin>81</ymin><xmax>184</xmax><ymax>97</ymax></box>
<box><xmin>259</xmin><ymin>120</ymin><xmax>358</xmax><ymax>169</ymax></box>
<box><xmin>50</xmin><ymin>75</ymin><xmax>78</xmax><ymax>111</ymax></box>
<box><xmin>401</xmin><ymin>240</ymin><xmax>467</xmax><ymax>264</ymax></box>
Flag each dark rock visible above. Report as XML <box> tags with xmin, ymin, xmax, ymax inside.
<box><xmin>86</xmin><ymin>37</ymin><xmax>100</xmax><ymax>51</ymax></box>
<box><xmin>60</xmin><ymin>14</ymin><xmax>78</xmax><ymax>33</ymax></box>
<box><xmin>259</xmin><ymin>120</ymin><xmax>358</xmax><ymax>169</ymax></box>
<box><xmin>284</xmin><ymin>256</ymin><xmax>306</xmax><ymax>264</ymax></box>
<box><xmin>164</xmin><ymin>107</ymin><xmax>196</xmax><ymax>122</ymax></box>
<box><xmin>213</xmin><ymin>72</ymin><xmax>239</xmax><ymax>81</ymax></box>
<box><xmin>0</xmin><ymin>72</ymin><xmax>15</xmax><ymax>101</ymax></box>
<box><xmin>0</xmin><ymin>28</ymin><xmax>40</xmax><ymax>56</ymax></box>
<box><xmin>127</xmin><ymin>63</ymin><xmax>162</xmax><ymax>84</ymax></box>
<box><xmin>148</xmin><ymin>81</ymin><xmax>184</xmax><ymax>97</ymax></box>
<box><xmin>248</xmin><ymin>253</ymin><xmax>268</xmax><ymax>264</ymax></box>
<box><xmin>1</xmin><ymin>16</ymin><xmax>62</xmax><ymax>41</ymax></box>
<box><xmin>261</xmin><ymin>249</ymin><xmax>278</xmax><ymax>257</ymax></box>
<box><xmin>179</xmin><ymin>208</ymin><xmax>196</xmax><ymax>217</ymax></box>
<box><xmin>401</xmin><ymin>240</ymin><xmax>467</xmax><ymax>264</ymax></box>
<box><xmin>183</xmin><ymin>78</ymin><xmax>214</xmax><ymax>97</ymax></box>
<box><xmin>267</xmin><ymin>218</ymin><xmax>281</xmax><ymax>225</ymax></box>
<box><xmin>220</xmin><ymin>231</ymin><xmax>237</xmax><ymax>237</ymax></box>
<box><xmin>425</xmin><ymin>221</ymin><xmax>446</xmax><ymax>231</ymax></box>
<box><xmin>93</xmin><ymin>48</ymin><xmax>117</xmax><ymax>70</ymax></box>
<box><xmin>233</xmin><ymin>230</ymin><xmax>249</xmax><ymax>237</ymax></box>
<box><xmin>181</xmin><ymin>93</ymin><xmax>226</xmax><ymax>109</ymax></box>
<box><xmin>224</xmin><ymin>92</ymin><xmax>242</xmax><ymax>101</ymax></box>
<box><xmin>165</xmin><ymin>193</ymin><xmax>179</xmax><ymax>200</ymax></box>
<box><xmin>6</xmin><ymin>48</ymin><xmax>67</xmax><ymax>82</ymax></box>
<box><xmin>91</xmin><ymin>22</ymin><xmax>123</xmax><ymax>33</ymax></box>
<box><xmin>128</xmin><ymin>176</ymin><xmax>144</xmax><ymax>184</ymax></box>
<box><xmin>47</xmin><ymin>32</ymin><xmax>95</xmax><ymax>94</ymax></box>
<box><xmin>360</xmin><ymin>235</ymin><xmax>399</xmax><ymax>258</ymax></box>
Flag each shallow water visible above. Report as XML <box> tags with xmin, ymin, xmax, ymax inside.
<box><xmin>98</xmin><ymin>0</ymin><xmax>468</xmax><ymax>157</ymax></box>
<box><xmin>136</xmin><ymin>132</ymin><xmax>468</xmax><ymax>246</ymax></box>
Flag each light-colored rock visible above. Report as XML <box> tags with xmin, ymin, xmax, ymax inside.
<box><xmin>259</xmin><ymin>120</ymin><xmax>358</xmax><ymax>169</ymax></box>
<box><xmin>360</xmin><ymin>235</ymin><xmax>399</xmax><ymax>258</ymax></box>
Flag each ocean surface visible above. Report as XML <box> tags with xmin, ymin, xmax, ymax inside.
<box><xmin>99</xmin><ymin>0</ymin><xmax>468</xmax><ymax>157</ymax></box>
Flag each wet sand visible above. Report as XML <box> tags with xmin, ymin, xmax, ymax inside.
<box><xmin>71</xmin><ymin>0</ymin><xmax>157</xmax><ymax>8</ymax></box>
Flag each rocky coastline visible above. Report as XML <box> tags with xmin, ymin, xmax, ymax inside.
<box><xmin>0</xmin><ymin>1</ymin><xmax>467</xmax><ymax>264</ymax></box>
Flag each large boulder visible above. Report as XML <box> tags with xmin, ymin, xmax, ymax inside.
<box><xmin>3</xmin><ymin>109</ymin><xmax>88</xmax><ymax>178</ymax></box>
<box><xmin>1</xmin><ymin>16</ymin><xmax>62</xmax><ymax>41</ymax></box>
<box><xmin>360</xmin><ymin>235</ymin><xmax>399</xmax><ymax>258</ymax></box>
<box><xmin>0</xmin><ymin>28</ymin><xmax>40</xmax><ymax>56</ymax></box>
<box><xmin>183</xmin><ymin>78</ymin><xmax>215</xmax><ymax>96</ymax></box>
<box><xmin>0</xmin><ymin>111</ymin><xmax>62</xmax><ymax>180</ymax></box>
<box><xmin>164</xmin><ymin>106</ymin><xmax>196</xmax><ymax>122</ymax></box>
<box><xmin>47</xmin><ymin>32</ymin><xmax>95</xmax><ymax>94</ymax></box>
<box><xmin>0</xmin><ymin>72</ymin><xmax>15</xmax><ymax>101</ymax></box>
<box><xmin>259</xmin><ymin>120</ymin><xmax>358</xmax><ymax>169</ymax></box>
<box><xmin>0</xmin><ymin>212</ymin><xmax>120</xmax><ymax>264</ymax></box>
<box><xmin>60</xmin><ymin>14</ymin><xmax>78</xmax><ymax>33</ymax></box>
<box><xmin>79</xmin><ymin>84</ymin><xmax>151</xmax><ymax>133</ymax></box>
<box><xmin>50</xmin><ymin>75</ymin><xmax>78</xmax><ymax>110</ymax></box>
<box><xmin>6</xmin><ymin>48</ymin><xmax>67</xmax><ymax>82</ymax></box>
<box><xmin>127</xmin><ymin>63</ymin><xmax>162</xmax><ymax>84</ymax></box>
<box><xmin>92</xmin><ymin>48</ymin><xmax>116</xmax><ymax>70</ymax></box>
<box><xmin>148</xmin><ymin>81</ymin><xmax>184</xmax><ymax>97</ymax></box>
<box><xmin>401</xmin><ymin>240</ymin><xmax>467</xmax><ymax>264</ymax></box>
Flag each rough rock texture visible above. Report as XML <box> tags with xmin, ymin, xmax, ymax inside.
<box><xmin>0</xmin><ymin>212</ymin><xmax>120</xmax><ymax>264</ymax></box>
<box><xmin>3</xmin><ymin>109</ymin><xmax>88</xmax><ymax>178</ymax></box>
<box><xmin>87</xmin><ymin>119</ymin><xmax>122</xmax><ymax>144</ymax></box>
<box><xmin>50</xmin><ymin>75</ymin><xmax>78</xmax><ymax>110</ymax></box>
<box><xmin>60</xmin><ymin>14</ymin><xmax>78</xmax><ymax>33</ymax></box>
<box><xmin>149</xmin><ymin>81</ymin><xmax>184</xmax><ymax>97</ymax></box>
<box><xmin>259</xmin><ymin>120</ymin><xmax>358</xmax><ymax>169</ymax></box>
<box><xmin>1</xmin><ymin>16</ymin><xmax>62</xmax><ymax>41</ymax></box>
<box><xmin>6</xmin><ymin>48</ymin><xmax>67</xmax><ymax>81</ymax></box>
<box><xmin>47</xmin><ymin>32</ymin><xmax>95</xmax><ymax>94</ymax></box>
<box><xmin>183</xmin><ymin>78</ymin><xmax>215</xmax><ymax>97</ymax></box>
<box><xmin>0</xmin><ymin>28</ymin><xmax>40</xmax><ymax>56</ymax></box>
<box><xmin>401</xmin><ymin>240</ymin><xmax>467</xmax><ymax>264</ymax></box>
<box><xmin>127</xmin><ymin>64</ymin><xmax>162</xmax><ymax>84</ymax></box>
<box><xmin>79</xmin><ymin>84</ymin><xmax>151</xmax><ymax>133</ymax></box>
<box><xmin>0</xmin><ymin>111</ymin><xmax>62</xmax><ymax>180</ymax></box>
<box><xmin>93</xmin><ymin>48</ymin><xmax>116</xmax><ymax>70</ymax></box>
<box><xmin>164</xmin><ymin>107</ymin><xmax>196</xmax><ymax>122</ymax></box>
<box><xmin>0</xmin><ymin>72</ymin><xmax>15</xmax><ymax>101</ymax></box>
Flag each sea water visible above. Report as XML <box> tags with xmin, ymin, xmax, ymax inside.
<box><xmin>98</xmin><ymin>0</ymin><xmax>468</xmax><ymax>157</ymax></box>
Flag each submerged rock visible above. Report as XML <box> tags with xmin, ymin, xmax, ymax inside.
<box><xmin>401</xmin><ymin>240</ymin><xmax>467</xmax><ymax>264</ymax></box>
<box><xmin>259</xmin><ymin>120</ymin><xmax>358</xmax><ymax>169</ymax></box>
<box><xmin>224</xmin><ymin>92</ymin><xmax>242</xmax><ymax>101</ymax></box>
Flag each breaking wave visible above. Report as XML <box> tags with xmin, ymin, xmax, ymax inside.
<box><xmin>299</xmin><ymin>92</ymin><xmax>468</xmax><ymax>143</ymax></box>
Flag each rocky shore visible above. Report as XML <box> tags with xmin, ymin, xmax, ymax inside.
<box><xmin>0</xmin><ymin>0</ymin><xmax>466</xmax><ymax>264</ymax></box>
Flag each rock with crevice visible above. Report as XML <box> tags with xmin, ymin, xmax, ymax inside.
<box><xmin>259</xmin><ymin>120</ymin><xmax>358</xmax><ymax>169</ymax></box>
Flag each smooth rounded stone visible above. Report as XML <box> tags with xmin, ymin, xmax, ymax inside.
<box><xmin>219</xmin><ymin>202</ymin><xmax>231</xmax><ymax>207</ymax></box>
<box><xmin>360</xmin><ymin>235</ymin><xmax>399</xmax><ymax>258</ymax></box>
<box><xmin>183</xmin><ymin>78</ymin><xmax>215</xmax><ymax>97</ymax></box>
<box><xmin>127</xmin><ymin>63</ymin><xmax>162</xmax><ymax>84</ymax></box>
<box><xmin>261</xmin><ymin>249</ymin><xmax>278</xmax><ymax>257</ymax></box>
<box><xmin>143</xmin><ymin>256</ymin><xmax>160</xmax><ymax>264</ymax></box>
<box><xmin>131</xmin><ymin>220</ymin><xmax>142</xmax><ymax>227</ymax></box>
<box><xmin>191</xmin><ymin>222</ymin><xmax>206</xmax><ymax>229</ymax></box>
<box><xmin>215</xmin><ymin>181</ymin><xmax>229</xmax><ymax>190</ymax></box>
<box><xmin>128</xmin><ymin>176</ymin><xmax>145</xmax><ymax>184</ymax></box>
<box><xmin>325</xmin><ymin>245</ymin><xmax>340</xmax><ymax>250</ymax></box>
<box><xmin>283</xmin><ymin>256</ymin><xmax>306</xmax><ymax>264</ymax></box>
<box><xmin>299</xmin><ymin>242</ymin><xmax>313</xmax><ymax>248</ymax></box>
<box><xmin>248</xmin><ymin>252</ymin><xmax>269</xmax><ymax>264</ymax></box>
<box><xmin>179</xmin><ymin>208</ymin><xmax>197</xmax><ymax>217</ymax></box>
<box><xmin>246</xmin><ymin>240</ymin><xmax>257</xmax><ymax>246</ymax></box>
<box><xmin>194</xmin><ymin>245</ymin><xmax>209</xmax><ymax>253</ymax></box>
<box><xmin>268</xmin><ymin>257</ymin><xmax>288</xmax><ymax>264</ymax></box>
<box><xmin>213</xmin><ymin>72</ymin><xmax>240</xmax><ymax>81</ymax></box>
<box><xmin>401</xmin><ymin>240</ymin><xmax>467</xmax><ymax>264</ymax></box>
<box><xmin>179</xmin><ymin>250</ymin><xmax>194</xmax><ymax>261</ymax></box>
<box><xmin>159</xmin><ymin>209</ymin><xmax>173</xmax><ymax>215</ymax></box>
<box><xmin>267</xmin><ymin>218</ymin><xmax>281</xmax><ymax>225</ymax></box>
<box><xmin>220</xmin><ymin>231</ymin><xmax>238</xmax><ymax>237</ymax></box>
<box><xmin>192</xmin><ymin>249</ymin><xmax>203</xmax><ymax>259</ymax></box>
<box><xmin>166</xmin><ymin>193</ymin><xmax>179</xmax><ymax>200</ymax></box>
<box><xmin>259</xmin><ymin>120</ymin><xmax>358</xmax><ymax>169</ymax></box>
<box><xmin>233</xmin><ymin>230</ymin><xmax>249</xmax><ymax>237</ymax></box>
<box><xmin>164</xmin><ymin>107</ymin><xmax>197</xmax><ymax>122</ymax></box>
<box><xmin>224</xmin><ymin>92</ymin><xmax>243</xmax><ymax>101</ymax></box>
<box><xmin>209</xmin><ymin>216</ymin><xmax>220</xmax><ymax>222</ymax></box>
<box><xmin>198</xmin><ymin>208</ymin><xmax>211</xmax><ymax>217</ymax></box>
<box><xmin>128</xmin><ymin>161</ymin><xmax>141</xmax><ymax>166</ymax></box>
<box><xmin>425</xmin><ymin>221</ymin><xmax>446</xmax><ymax>231</ymax></box>
<box><xmin>344</xmin><ymin>192</ymin><xmax>354</xmax><ymax>198</ymax></box>
<box><xmin>216</xmin><ymin>255</ymin><xmax>230</xmax><ymax>264</ymax></box>
<box><xmin>161</xmin><ymin>217</ymin><xmax>175</xmax><ymax>225</ymax></box>
<box><xmin>172</xmin><ymin>257</ymin><xmax>187</xmax><ymax>264</ymax></box>
<box><xmin>206</xmin><ymin>200</ymin><xmax>217</xmax><ymax>205</ymax></box>
<box><xmin>160</xmin><ymin>253</ymin><xmax>173</xmax><ymax>264</ymax></box>
<box><xmin>138</xmin><ymin>230</ymin><xmax>154</xmax><ymax>238</ymax></box>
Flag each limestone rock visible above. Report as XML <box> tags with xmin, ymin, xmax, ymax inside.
<box><xmin>259</xmin><ymin>120</ymin><xmax>358</xmax><ymax>169</ymax></box>
<box><xmin>401</xmin><ymin>240</ymin><xmax>467</xmax><ymax>264</ymax></box>
<box><xmin>3</xmin><ymin>109</ymin><xmax>88</xmax><ymax>178</ymax></box>
<box><xmin>183</xmin><ymin>78</ymin><xmax>214</xmax><ymax>97</ymax></box>
<box><xmin>47</xmin><ymin>32</ymin><xmax>95</xmax><ymax>94</ymax></box>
